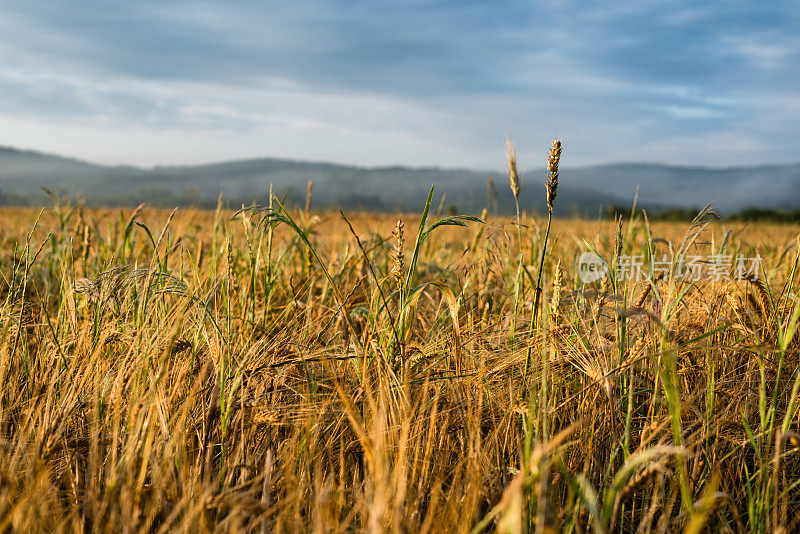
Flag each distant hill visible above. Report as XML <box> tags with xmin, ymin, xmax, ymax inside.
<box><xmin>2</xmin><ymin>145</ymin><xmax>799</xmax><ymax>215</ymax></box>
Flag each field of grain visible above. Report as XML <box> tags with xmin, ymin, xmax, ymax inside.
<box><xmin>0</xmin><ymin>196</ymin><xmax>798</xmax><ymax>532</ymax></box>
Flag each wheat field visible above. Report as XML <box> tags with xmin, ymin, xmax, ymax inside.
<box><xmin>0</xmin><ymin>190</ymin><xmax>798</xmax><ymax>532</ymax></box>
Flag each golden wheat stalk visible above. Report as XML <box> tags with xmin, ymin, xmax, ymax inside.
<box><xmin>634</xmin><ymin>271</ymin><xmax>665</xmax><ymax>309</ymax></box>
<box><xmin>506</xmin><ymin>136</ymin><xmax>520</xmax><ymax>201</ymax></box>
<box><xmin>391</xmin><ymin>218</ymin><xmax>405</xmax><ymax>291</ymax></box>
<box><xmin>527</xmin><ymin>137</ymin><xmax>564</xmax><ymax>376</ymax></box>
<box><xmin>305</xmin><ymin>180</ymin><xmax>313</xmax><ymax>216</ymax></box>
<box><xmin>545</xmin><ymin>137</ymin><xmax>561</xmax><ymax>211</ymax></box>
<box><xmin>550</xmin><ymin>260</ymin><xmax>563</xmax><ymax>320</ymax></box>
<box><xmin>740</xmin><ymin>273</ymin><xmax>771</xmax><ymax>321</ymax></box>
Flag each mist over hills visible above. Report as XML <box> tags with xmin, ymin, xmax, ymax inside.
<box><xmin>1</xmin><ymin>145</ymin><xmax>799</xmax><ymax>216</ymax></box>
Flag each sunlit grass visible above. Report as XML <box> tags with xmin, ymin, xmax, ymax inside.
<box><xmin>0</xmin><ymin>186</ymin><xmax>798</xmax><ymax>531</ymax></box>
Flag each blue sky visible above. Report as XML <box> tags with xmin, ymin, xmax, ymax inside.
<box><xmin>1</xmin><ymin>1</ymin><xmax>798</xmax><ymax>168</ymax></box>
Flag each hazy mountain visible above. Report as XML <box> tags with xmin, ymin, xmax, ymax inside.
<box><xmin>567</xmin><ymin>163</ymin><xmax>800</xmax><ymax>213</ymax></box>
<box><xmin>2</xmin><ymin>145</ymin><xmax>799</xmax><ymax>215</ymax></box>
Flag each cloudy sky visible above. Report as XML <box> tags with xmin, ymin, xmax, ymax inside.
<box><xmin>1</xmin><ymin>1</ymin><xmax>799</xmax><ymax>169</ymax></box>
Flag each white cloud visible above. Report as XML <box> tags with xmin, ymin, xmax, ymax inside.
<box><xmin>721</xmin><ymin>32</ymin><xmax>800</xmax><ymax>69</ymax></box>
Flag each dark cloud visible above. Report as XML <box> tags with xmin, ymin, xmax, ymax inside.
<box><xmin>0</xmin><ymin>0</ymin><xmax>798</xmax><ymax>167</ymax></box>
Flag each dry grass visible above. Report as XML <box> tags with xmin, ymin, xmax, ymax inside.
<box><xmin>0</xmin><ymin>198</ymin><xmax>798</xmax><ymax>533</ymax></box>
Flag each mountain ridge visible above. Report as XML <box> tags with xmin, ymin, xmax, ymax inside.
<box><xmin>2</xmin><ymin>145</ymin><xmax>799</xmax><ymax>214</ymax></box>
<box><xmin>8</xmin><ymin>144</ymin><xmax>799</xmax><ymax>174</ymax></box>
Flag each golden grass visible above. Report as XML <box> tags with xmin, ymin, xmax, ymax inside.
<box><xmin>0</xmin><ymin>202</ymin><xmax>798</xmax><ymax>532</ymax></box>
